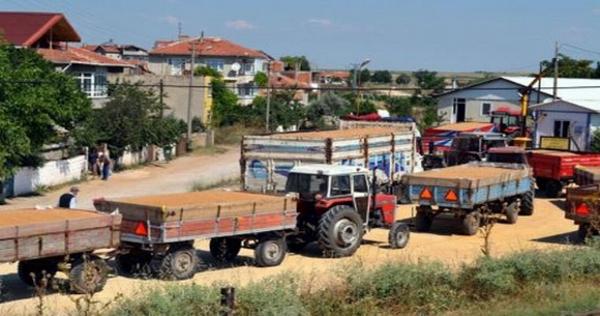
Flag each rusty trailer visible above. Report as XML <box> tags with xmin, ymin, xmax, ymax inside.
<box><xmin>94</xmin><ymin>190</ymin><xmax>297</xmax><ymax>280</ymax></box>
<box><xmin>0</xmin><ymin>208</ymin><xmax>121</xmax><ymax>294</ymax></box>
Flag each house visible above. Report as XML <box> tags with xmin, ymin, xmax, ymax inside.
<box><xmin>312</xmin><ymin>70</ymin><xmax>351</xmax><ymax>85</ymax></box>
<box><xmin>148</xmin><ymin>35</ymin><xmax>269</xmax><ymax>105</ymax></box>
<box><xmin>528</xmin><ymin>78</ymin><xmax>600</xmax><ymax>151</ymax></box>
<box><xmin>268</xmin><ymin>71</ymin><xmax>313</xmax><ymax>105</ymax></box>
<box><xmin>0</xmin><ymin>12</ymin><xmax>134</xmax><ymax>107</ymax></box>
<box><xmin>435</xmin><ymin>76</ymin><xmax>550</xmax><ymax>124</ymax></box>
<box><xmin>83</xmin><ymin>40</ymin><xmax>149</xmax><ymax>62</ymax></box>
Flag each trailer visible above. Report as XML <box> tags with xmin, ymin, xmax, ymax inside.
<box><xmin>241</xmin><ymin>126</ymin><xmax>422</xmax><ymax>197</ymax></box>
<box><xmin>528</xmin><ymin>150</ymin><xmax>600</xmax><ymax>197</ymax></box>
<box><xmin>565</xmin><ymin>184</ymin><xmax>600</xmax><ymax>241</ymax></box>
<box><xmin>0</xmin><ymin>208</ymin><xmax>121</xmax><ymax>293</ymax></box>
<box><xmin>94</xmin><ymin>190</ymin><xmax>297</xmax><ymax>279</ymax></box>
<box><xmin>401</xmin><ymin>162</ymin><xmax>534</xmax><ymax>235</ymax></box>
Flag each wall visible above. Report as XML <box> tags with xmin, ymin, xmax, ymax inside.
<box><xmin>109</xmin><ymin>74</ymin><xmax>208</xmax><ymax>123</ymax></box>
<box><xmin>533</xmin><ymin>101</ymin><xmax>591</xmax><ymax>150</ymax></box>
<box><xmin>437</xmin><ymin>79</ymin><xmax>550</xmax><ymax>124</ymax></box>
<box><xmin>12</xmin><ymin>155</ymin><xmax>86</xmax><ymax>196</ymax></box>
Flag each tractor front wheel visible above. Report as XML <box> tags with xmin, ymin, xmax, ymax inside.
<box><xmin>388</xmin><ymin>221</ymin><xmax>410</xmax><ymax>249</ymax></box>
<box><xmin>318</xmin><ymin>205</ymin><xmax>364</xmax><ymax>258</ymax></box>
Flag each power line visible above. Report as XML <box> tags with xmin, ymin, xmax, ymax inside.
<box><xmin>561</xmin><ymin>43</ymin><xmax>600</xmax><ymax>58</ymax></box>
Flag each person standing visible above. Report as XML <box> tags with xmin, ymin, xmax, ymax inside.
<box><xmin>101</xmin><ymin>155</ymin><xmax>112</xmax><ymax>181</ymax></box>
<box><xmin>58</xmin><ymin>186</ymin><xmax>79</xmax><ymax>208</ymax></box>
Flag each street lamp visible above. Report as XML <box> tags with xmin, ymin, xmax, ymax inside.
<box><xmin>351</xmin><ymin>58</ymin><xmax>371</xmax><ymax>114</ymax></box>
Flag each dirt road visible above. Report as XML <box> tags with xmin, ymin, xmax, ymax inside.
<box><xmin>0</xmin><ymin>146</ymin><xmax>240</xmax><ymax>211</ymax></box>
<box><xmin>0</xmin><ymin>195</ymin><xmax>579</xmax><ymax>315</ymax></box>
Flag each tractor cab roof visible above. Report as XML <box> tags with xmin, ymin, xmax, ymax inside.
<box><xmin>289</xmin><ymin>164</ymin><xmax>369</xmax><ymax>176</ymax></box>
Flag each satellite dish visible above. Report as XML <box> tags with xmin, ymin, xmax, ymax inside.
<box><xmin>231</xmin><ymin>62</ymin><xmax>241</xmax><ymax>72</ymax></box>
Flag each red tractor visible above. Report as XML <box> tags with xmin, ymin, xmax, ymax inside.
<box><xmin>284</xmin><ymin>164</ymin><xmax>409</xmax><ymax>257</ymax></box>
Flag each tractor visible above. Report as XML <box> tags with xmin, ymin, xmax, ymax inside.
<box><xmin>284</xmin><ymin>164</ymin><xmax>409</xmax><ymax>257</ymax></box>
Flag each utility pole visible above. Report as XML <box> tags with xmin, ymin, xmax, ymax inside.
<box><xmin>265</xmin><ymin>62</ymin><xmax>271</xmax><ymax>132</ymax></box>
<box><xmin>159</xmin><ymin>79</ymin><xmax>164</xmax><ymax>118</ymax></box>
<box><xmin>187</xmin><ymin>33</ymin><xmax>202</xmax><ymax>142</ymax></box>
<box><xmin>178</xmin><ymin>22</ymin><xmax>182</xmax><ymax>39</ymax></box>
<box><xmin>536</xmin><ymin>62</ymin><xmax>542</xmax><ymax>104</ymax></box>
<box><xmin>553</xmin><ymin>41</ymin><xmax>559</xmax><ymax>99</ymax></box>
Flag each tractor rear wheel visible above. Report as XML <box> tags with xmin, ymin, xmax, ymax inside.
<box><xmin>462</xmin><ymin>211</ymin><xmax>481</xmax><ymax>236</ymax></box>
<box><xmin>415</xmin><ymin>206</ymin><xmax>433</xmax><ymax>232</ymax></box>
<box><xmin>318</xmin><ymin>205</ymin><xmax>364</xmax><ymax>258</ymax></box>
<box><xmin>209</xmin><ymin>238</ymin><xmax>242</xmax><ymax>262</ymax></box>
<box><xmin>255</xmin><ymin>237</ymin><xmax>287</xmax><ymax>267</ymax></box>
<box><xmin>388</xmin><ymin>221</ymin><xmax>410</xmax><ymax>249</ymax></box>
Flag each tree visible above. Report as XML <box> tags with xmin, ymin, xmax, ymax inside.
<box><xmin>280</xmin><ymin>56</ymin><xmax>311</xmax><ymax>71</ymax></box>
<box><xmin>248</xmin><ymin>91</ymin><xmax>305</xmax><ymax>131</ymax></box>
<box><xmin>76</xmin><ymin>82</ymin><xmax>185</xmax><ymax>158</ymax></box>
<box><xmin>194</xmin><ymin>66</ymin><xmax>222</xmax><ymax>78</ymax></box>
<box><xmin>0</xmin><ymin>44</ymin><xmax>92</xmax><ymax>178</ymax></box>
<box><xmin>371</xmin><ymin>70</ymin><xmax>392</xmax><ymax>83</ymax></box>
<box><xmin>541</xmin><ymin>54</ymin><xmax>600</xmax><ymax>78</ymax></box>
<box><xmin>591</xmin><ymin>129</ymin><xmax>600</xmax><ymax>152</ymax></box>
<box><xmin>359</xmin><ymin>68</ymin><xmax>371</xmax><ymax>84</ymax></box>
<box><xmin>210</xmin><ymin>78</ymin><xmax>242</xmax><ymax>127</ymax></box>
<box><xmin>385</xmin><ymin>96</ymin><xmax>413</xmax><ymax>116</ymax></box>
<box><xmin>254</xmin><ymin>71</ymin><xmax>268</xmax><ymax>88</ymax></box>
<box><xmin>306</xmin><ymin>92</ymin><xmax>351</xmax><ymax>126</ymax></box>
<box><xmin>413</xmin><ymin>69</ymin><xmax>445</xmax><ymax>92</ymax></box>
<box><xmin>395</xmin><ymin>73</ymin><xmax>411</xmax><ymax>85</ymax></box>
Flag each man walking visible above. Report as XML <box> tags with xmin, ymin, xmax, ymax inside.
<box><xmin>58</xmin><ymin>186</ymin><xmax>79</xmax><ymax>209</ymax></box>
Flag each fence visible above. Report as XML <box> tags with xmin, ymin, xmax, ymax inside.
<box><xmin>10</xmin><ymin>155</ymin><xmax>86</xmax><ymax>196</ymax></box>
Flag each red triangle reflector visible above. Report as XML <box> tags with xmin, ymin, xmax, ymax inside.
<box><xmin>575</xmin><ymin>203</ymin><xmax>590</xmax><ymax>217</ymax></box>
<box><xmin>134</xmin><ymin>222</ymin><xmax>148</xmax><ymax>236</ymax></box>
<box><xmin>420</xmin><ymin>187</ymin><xmax>433</xmax><ymax>200</ymax></box>
<box><xmin>445</xmin><ymin>189</ymin><xmax>458</xmax><ymax>202</ymax></box>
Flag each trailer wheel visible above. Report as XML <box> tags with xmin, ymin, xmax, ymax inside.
<box><xmin>462</xmin><ymin>212</ymin><xmax>481</xmax><ymax>236</ymax></box>
<box><xmin>415</xmin><ymin>206</ymin><xmax>433</xmax><ymax>232</ymax></box>
<box><xmin>520</xmin><ymin>189</ymin><xmax>535</xmax><ymax>216</ymax></box>
<box><xmin>17</xmin><ymin>258</ymin><xmax>59</xmax><ymax>287</ymax></box>
<box><xmin>209</xmin><ymin>238</ymin><xmax>242</xmax><ymax>262</ymax></box>
<box><xmin>157</xmin><ymin>245</ymin><xmax>198</xmax><ymax>280</ymax></box>
<box><xmin>69</xmin><ymin>256</ymin><xmax>109</xmax><ymax>294</ymax></box>
<box><xmin>255</xmin><ymin>238</ymin><xmax>287</xmax><ymax>267</ymax></box>
<box><xmin>318</xmin><ymin>205</ymin><xmax>364</xmax><ymax>258</ymax></box>
<box><xmin>577</xmin><ymin>224</ymin><xmax>598</xmax><ymax>243</ymax></box>
<box><xmin>388</xmin><ymin>221</ymin><xmax>410</xmax><ymax>249</ymax></box>
<box><xmin>544</xmin><ymin>180</ymin><xmax>562</xmax><ymax>198</ymax></box>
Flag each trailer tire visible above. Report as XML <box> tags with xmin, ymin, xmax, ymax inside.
<box><xmin>255</xmin><ymin>238</ymin><xmax>286</xmax><ymax>267</ymax></box>
<box><xmin>318</xmin><ymin>205</ymin><xmax>364</xmax><ymax>258</ymax></box>
<box><xmin>209</xmin><ymin>238</ymin><xmax>242</xmax><ymax>262</ymax></box>
<box><xmin>69</xmin><ymin>256</ymin><xmax>109</xmax><ymax>294</ymax></box>
<box><xmin>544</xmin><ymin>180</ymin><xmax>562</xmax><ymax>198</ymax></box>
<box><xmin>415</xmin><ymin>206</ymin><xmax>433</xmax><ymax>232</ymax></box>
<box><xmin>157</xmin><ymin>244</ymin><xmax>198</xmax><ymax>280</ymax></box>
<box><xmin>462</xmin><ymin>212</ymin><xmax>481</xmax><ymax>236</ymax></box>
<box><xmin>18</xmin><ymin>258</ymin><xmax>59</xmax><ymax>287</ymax></box>
<box><xmin>505</xmin><ymin>201</ymin><xmax>519</xmax><ymax>224</ymax></box>
<box><xmin>520</xmin><ymin>189</ymin><xmax>535</xmax><ymax>216</ymax></box>
<box><xmin>388</xmin><ymin>222</ymin><xmax>410</xmax><ymax>249</ymax></box>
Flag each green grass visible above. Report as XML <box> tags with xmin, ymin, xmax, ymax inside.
<box><xmin>191</xmin><ymin>145</ymin><xmax>228</xmax><ymax>156</ymax></box>
<box><xmin>190</xmin><ymin>177</ymin><xmax>240</xmax><ymax>192</ymax></box>
<box><xmin>106</xmin><ymin>246</ymin><xmax>600</xmax><ymax>316</ymax></box>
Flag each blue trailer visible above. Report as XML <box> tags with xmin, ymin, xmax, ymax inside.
<box><xmin>401</xmin><ymin>162</ymin><xmax>534</xmax><ymax>235</ymax></box>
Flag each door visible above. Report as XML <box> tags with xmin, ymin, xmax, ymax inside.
<box><xmin>352</xmin><ymin>174</ymin><xmax>370</xmax><ymax>224</ymax></box>
<box><xmin>453</xmin><ymin>98</ymin><xmax>466</xmax><ymax>122</ymax></box>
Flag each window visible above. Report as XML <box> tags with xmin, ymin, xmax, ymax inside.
<box><xmin>237</xmin><ymin>83</ymin><xmax>257</xmax><ymax>97</ymax></box>
<box><xmin>353</xmin><ymin>175</ymin><xmax>368</xmax><ymax>193</ymax></box>
<box><xmin>554</xmin><ymin>120</ymin><xmax>571</xmax><ymax>138</ymax></box>
<box><xmin>285</xmin><ymin>173</ymin><xmax>328</xmax><ymax>196</ymax></box>
<box><xmin>74</xmin><ymin>71</ymin><xmax>108</xmax><ymax>98</ymax></box>
<box><xmin>331</xmin><ymin>175</ymin><xmax>351</xmax><ymax>196</ymax></box>
<box><xmin>242</xmin><ymin>62</ymin><xmax>254</xmax><ymax>75</ymax></box>
<box><xmin>206</xmin><ymin>59</ymin><xmax>224</xmax><ymax>72</ymax></box>
<box><xmin>168</xmin><ymin>58</ymin><xmax>184</xmax><ymax>76</ymax></box>
<box><xmin>481</xmin><ymin>103</ymin><xmax>491</xmax><ymax>116</ymax></box>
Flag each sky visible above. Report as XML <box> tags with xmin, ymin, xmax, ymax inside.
<box><xmin>2</xmin><ymin>0</ymin><xmax>600</xmax><ymax>72</ymax></box>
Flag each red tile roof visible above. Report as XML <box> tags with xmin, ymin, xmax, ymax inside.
<box><xmin>37</xmin><ymin>46</ymin><xmax>134</xmax><ymax>68</ymax></box>
<box><xmin>0</xmin><ymin>12</ymin><xmax>80</xmax><ymax>46</ymax></box>
<box><xmin>83</xmin><ymin>44</ymin><xmax>120</xmax><ymax>53</ymax></box>
<box><xmin>270</xmin><ymin>74</ymin><xmax>311</xmax><ymax>89</ymax></box>
<box><xmin>150</xmin><ymin>36</ymin><xmax>267</xmax><ymax>58</ymax></box>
